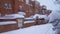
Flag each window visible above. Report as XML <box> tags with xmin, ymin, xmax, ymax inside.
<box><xmin>26</xmin><ymin>0</ymin><xmax>32</xmax><ymax>6</ymax></box>
<box><xmin>42</xmin><ymin>10</ymin><xmax>46</xmax><ymax>15</ymax></box>
<box><xmin>35</xmin><ymin>9</ymin><xmax>38</xmax><ymax>13</ymax></box>
<box><xmin>29</xmin><ymin>9</ymin><xmax>33</xmax><ymax>13</ymax></box>
<box><xmin>29</xmin><ymin>2</ymin><xmax>32</xmax><ymax>6</ymax></box>
<box><xmin>4</xmin><ymin>3</ymin><xmax>12</xmax><ymax>9</ymax></box>
<box><xmin>19</xmin><ymin>0</ymin><xmax>24</xmax><ymax>2</ymax></box>
<box><xmin>19</xmin><ymin>5</ymin><xmax>23</xmax><ymax>9</ymax></box>
<box><xmin>35</xmin><ymin>1</ymin><xmax>40</xmax><ymax>8</ymax></box>
<box><xmin>26</xmin><ymin>0</ymin><xmax>29</xmax><ymax>4</ymax></box>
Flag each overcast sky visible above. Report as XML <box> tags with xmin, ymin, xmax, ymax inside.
<box><xmin>37</xmin><ymin>0</ymin><xmax>60</xmax><ymax>11</ymax></box>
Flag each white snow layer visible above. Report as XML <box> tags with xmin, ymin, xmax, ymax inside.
<box><xmin>37</xmin><ymin>0</ymin><xmax>60</xmax><ymax>11</ymax></box>
<box><xmin>25</xmin><ymin>17</ymin><xmax>34</xmax><ymax>19</ymax></box>
<box><xmin>1</xmin><ymin>23</ymin><xmax>55</xmax><ymax>34</ymax></box>
<box><xmin>33</xmin><ymin>14</ymin><xmax>47</xmax><ymax>19</ymax></box>
<box><xmin>0</xmin><ymin>14</ymin><xmax>24</xmax><ymax>19</ymax></box>
<box><xmin>24</xmin><ymin>21</ymin><xmax>35</xmax><ymax>23</ymax></box>
<box><xmin>0</xmin><ymin>21</ymin><xmax>16</xmax><ymax>25</ymax></box>
<box><xmin>24</xmin><ymin>17</ymin><xmax>35</xmax><ymax>23</ymax></box>
<box><xmin>47</xmin><ymin>11</ymin><xmax>60</xmax><ymax>22</ymax></box>
<box><xmin>5</xmin><ymin>14</ymin><xmax>24</xmax><ymax>18</ymax></box>
<box><xmin>18</xmin><ymin>12</ymin><xmax>26</xmax><ymax>15</ymax></box>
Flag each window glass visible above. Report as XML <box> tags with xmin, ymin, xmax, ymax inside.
<box><xmin>4</xmin><ymin>3</ymin><xmax>12</xmax><ymax>9</ymax></box>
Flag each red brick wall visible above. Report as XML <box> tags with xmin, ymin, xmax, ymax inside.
<box><xmin>0</xmin><ymin>0</ymin><xmax>26</xmax><ymax>16</ymax></box>
<box><xmin>0</xmin><ymin>0</ymin><xmax>42</xmax><ymax>17</ymax></box>
<box><xmin>0</xmin><ymin>0</ymin><xmax>14</xmax><ymax>16</ymax></box>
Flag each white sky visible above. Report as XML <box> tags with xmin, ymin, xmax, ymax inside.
<box><xmin>37</xmin><ymin>0</ymin><xmax>60</xmax><ymax>11</ymax></box>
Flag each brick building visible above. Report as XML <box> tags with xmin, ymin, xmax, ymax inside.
<box><xmin>0</xmin><ymin>0</ymin><xmax>51</xmax><ymax>17</ymax></box>
<box><xmin>31</xmin><ymin>1</ymin><xmax>41</xmax><ymax>14</ymax></box>
<box><xmin>0</xmin><ymin>0</ymin><xmax>35</xmax><ymax>17</ymax></box>
<box><xmin>0</xmin><ymin>0</ymin><xmax>16</xmax><ymax>16</ymax></box>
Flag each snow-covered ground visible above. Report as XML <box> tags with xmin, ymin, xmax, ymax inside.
<box><xmin>1</xmin><ymin>23</ymin><xmax>55</xmax><ymax>34</ymax></box>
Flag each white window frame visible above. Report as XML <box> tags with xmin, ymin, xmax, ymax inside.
<box><xmin>4</xmin><ymin>3</ymin><xmax>12</xmax><ymax>9</ymax></box>
<box><xmin>19</xmin><ymin>5</ymin><xmax>23</xmax><ymax>9</ymax></box>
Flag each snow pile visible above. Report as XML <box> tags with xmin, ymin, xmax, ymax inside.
<box><xmin>33</xmin><ymin>14</ymin><xmax>47</xmax><ymax>19</ymax></box>
<box><xmin>24</xmin><ymin>14</ymin><xmax>48</xmax><ymax>23</ymax></box>
<box><xmin>1</xmin><ymin>23</ymin><xmax>55</xmax><ymax>34</ymax></box>
<box><xmin>47</xmin><ymin>11</ymin><xmax>60</xmax><ymax>22</ymax></box>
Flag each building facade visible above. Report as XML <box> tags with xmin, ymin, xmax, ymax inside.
<box><xmin>0</xmin><ymin>0</ymin><xmax>51</xmax><ymax>17</ymax></box>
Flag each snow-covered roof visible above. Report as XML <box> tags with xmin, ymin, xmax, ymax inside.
<box><xmin>0</xmin><ymin>21</ymin><xmax>16</xmax><ymax>25</ymax></box>
<box><xmin>1</xmin><ymin>23</ymin><xmax>54</xmax><ymax>34</ymax></box>
<box><xmin>33</xmin><ymin>14</ymin><xmax>47</xmax><ymax>19</ymax></box>
<box><xmin>0</xmin><ymin>14</ymin><xmax>24</xmax><ymax>19</ymax></box>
